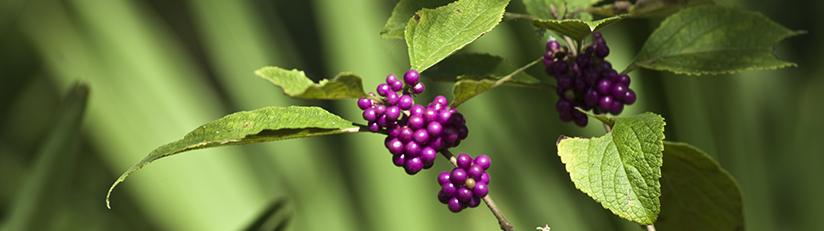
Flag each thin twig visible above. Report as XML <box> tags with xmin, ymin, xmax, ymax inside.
<box><xmin>440</xmin><ymin>150</ymin><xmax>514</xmax><ymax>231</ymax></box>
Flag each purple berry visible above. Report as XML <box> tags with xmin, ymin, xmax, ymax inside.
<box><xmin>398</xmin><ymin>127</ymin><xmax>414</xmax><ymax>143</ymax></box>
<box><xmin>384</xmin><ymin>92</ymin><xmax>399</xmax><ymax>105</ymax></box>
<box><xmin>450</xmin><ymin>168</ymin><xmax>467</xmax><ymax>185</ymax></box>
<box><xmin>557</xmin><ymin>75</ymin><xmax>573</xmax><ymax>90</ymax></box>
<box><xmin>556</xmin><ymin>99</ymin><xmax>573</xmax><ymax>114</ymax></box>
<box><xmin>422</xmin><ymin>108</ymin><xmax>438</xmax><ymax>122</ymax></box>
<box><xmin>599</xmin><ymin>61</ymin><xmax>612</xmax><ymax>71</ymax></box>
<box><xmin>404</xmin><ymin>70</ymin><xmax>420</xmax><ymax>85</ymax></box>
<box><xmin>368</xmin><ymin>122</ymin><xmax>380</xmax><ymax>132</ymax></box>
<box><xmin>398</xmin><ymin>95</ymin><xmax>414</xmax><ymax>110</ymax></box>
<box><xmin>410</xmin><ymin>105</ymin><xmax>425</xmax><ymax>117</ymax></box>
<box><xmin>412</xmin><ymin>82</ymin><xmax>425</xmax><ymax>94</ymax></box>
<box><xmin>405</xmin><ymin>141</ymin><xmax>422</xmax><ymax>158</ymax></box>
<box><xmin>456</xmin><ymin>154</ymin><xmax>472</xmax><ymax>170</ymax></box>
<box><xmin>576</xmin><ymin>55</ymin><xmax>591</xmax><ymax>69</ymax></box>
<box><xmin>544</xmin><ymin>51</ymin><xmax>554</xmax><ymax>60</ymax></box>
<box><xmin>467</xmin><ymin>197</ymin><xmax>481</xmax><ymax>208</ymax></box>
<box><xmin>420</xmin><ymin>146</ymin><xmax>437</xmax><ymax>164</ymax></box>
<box><xmin>457</xmin><ymin>126</ymin><xmax>468</xmax><ymax>140</ymax></box>
<box><xmin>584</xmin><ymin>70</ymin><xmax>599</xmax><ymax>85</ymax></box>
<box><xmin>584</xmin><ymin>89</ymin><xmax>599</xmax><ymax>107</ymax></box>
<box><xmin>599</xmin><ymin>95</ymin><xmax>615</xmax><ymax>110</ymax></box>
<box><xmin>413</xmin><ymin>129</ymin><xmax>430</xmax><ymax>145</ymax></box>
<box><xmin>612</xmin><ymin>84</ymin><xmax>628</xmax><ymax>101</ymax></box>
<box><xmin>392</xmin><ymin>154</ymin><xmax>405</xmax><ymax>167</ymax></box>
<box><xmin>442</xmin><ymin>126</ymin><xmax>458</xmax><ymax>142</ymax></box>
<box><xmin>429</xmin><ymin>137</ymin><xmax>444</xmax><ymax>150</ymax></box>
<box><xmin>434</xmin><ymin>95</ymin><xmax>448</xmax><ymax>106</ymax></box>
<box><xmin>610</xmin><ymin>102</ymin><xmax>624</xmax><ymax>115</ymax></box>
<box><xmin>362</xmin><ymin>108</ymin><xmax>377</xmax><ymax>121</ymax></box>
<box><xmin>603</xmin><ymin>69</ymin><xmax>618</xmax><ymax>81</ymax></box>
<box><xmin>553</xmin><ymin>60</ymin><xmax>568</xmax><ymax>75</ymax></box>
<box><xmin>597</xmin><ymin>79</ymin><xmax>612</xmax><ymax>95</ymax></box>
<box><xmin>425</xmin><ymin>122</ymin><xmax>442</xmax><ymax>137</ymax></box>
<box><xmin>404</xmin><ymin>157</ymin><xmax>423</xmax><ymax>174</ymax></box>
<box><xmin>386</xmin><ymin>74</ymin><xmax>398</xmax><ymax>84</ymax></box>
<box><xmin>438</xmin><ymin>172</ymin><xmax>451</xmax><ymax>185</ymax></box>
<box><xmin>467</xmin><ymin>165</ymin><xmax>484</xmax><ymax>180</ymax></box>
<box><xmin>473</xmin><ymin>182</ymin><xmax>488</xmax><ymax>197</ymax></box>
<box><xmin>388</xmin><ymin>138</ymin><xmax>404</xmax><ymax>155</ymax></box>
<box><xmin>442</xmin><ymin>182</ymin><xmax>457</xmax><ymax>196</ymax></box>
<box><xmin>408</xmin><ymin>115</ymin><xmax>425</xmax><ymax>130</ymax></box>
<box><xmin>357</xmin><ymin>98</ymin><xmax>372</xmax><ymax>110</ymax></box>
<box><xmin>546</xmin><ymin>40</ymin><xmax>561</xmax><ymax>52</ymax></box>
<box><xmin>479</xmin><ymin>172</ymin><xmax>490</xmax><ymax>185</ymax></box>
<box><xmin>624</xmin><ymin>89</ymin><xmax>637</xmax><ymax>104</ymax></box>
<box><xmin>377</xmin><ymin>83</ymin><xmax>391</xmax><ymax>96</ymax></box>
<box><xmin>448</xmin><ymin>197</ymin><xmax>463</xmax><ymax>213</ymax></box>
<box><xmin>474</xmin><ymin>155</ymin><xmax>491</xmax><ymax>170</ymax></box>
<box><xmin>593</xmin><ymin>32</ymin><xmax>603</xmax><ymax>38</ymax></box>
<box><xmin>390</xmin><ymin>80</ymin><xmax>404</xmax><ymax>92</ymax></box>
<box><xmin>386</xmin><ymin>106</ymin><xmax>401</xmax><ymax>121</ymax></box>
<box><xmin>574</xmin><ymin>117</ymin><xmax>588</xmax><ymax>127</ymax></box>
<box><xmin>573</xmin><ymin>78</ymin><xmax>587</xmax><ymax>93</ymax></box>
<box><xmin>438</xmin><ymin>190</ymin><xmax>451</xmax><ymax>204</ymax></box>
<box><xmin>437</xmin><ymin>110</ymin><xmax>453</xmax><ymax>125</ymax></box>
<box><xmin>595</xmin><ymin>45</ymin><xmax>610</xmax><ymax>58</ymax></box>
<box><xmin>615</xmin><ymin>74</ymin><xmax>631</xmax><ymax>86</ymax></box>
<box><xmin>456</xmin><ymin>187</ymin><xmax>473</xmax><ymax>203</ymax></box>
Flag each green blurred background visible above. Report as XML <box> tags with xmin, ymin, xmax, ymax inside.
<box><xmin>1</xmin><ymin>0</ymin><xmax>821</xmax><ymax>230</ymax></box>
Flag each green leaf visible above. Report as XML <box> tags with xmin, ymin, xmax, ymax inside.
<box><xmin>532</xmin><ymin>14</ymin><xmax>627</xmax><ymax>42</ymax></box>
<box><xmin>405</xmin><ymin>0</ymin><xmax>510</xmax><ymax>72</ymax></box>
<box><xmin>449</xmin><ymin>56</ymin><xmax>543</xmax><ymax>108</ymax></box>
<box><xmin>423</xmin><ymin>53</ymin><xmax>541</xmax><ymax>85</ymax></box>
<box><xmin>255</xmin><ymin>66</ymin><xmax>368</xmax><ymax>99</ymax></box>
<box><xmin>556</xmin><ymin>112</ymin><xmax>666</xmax><ymax>224</ymax></box>
<box><xmin>633</xmin><ymin>5</ymin><xmax>804</xmax><ymax>75</ymax></box>
<box><xmin>522</xmin><ymin>0</ymin><xmax>601</xmax><ymax>20</ymax></box>
<box><xmin>107</xmin><ymin>106</ymin><xmax>360</xmax><ymax>208</ymax></box>
<box><xmin>629</xmin><ymin>0</ymin><xmax>714</xmax><ymax>18</ymax></box>
<box><xmin>657</xmin><ymin>141</ymin><xmax>744</xmax><ymax>231</ymax></box>
<box><xmin>380</xmin><ymin>0</ymin><xmax>455</xmax><ymax>39</ymax></box>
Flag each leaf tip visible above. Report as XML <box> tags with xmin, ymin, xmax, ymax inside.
<box><xmin>556</xmin><ymin>135</ymin><xmax>570</xmax><ymax>146</ymax></box>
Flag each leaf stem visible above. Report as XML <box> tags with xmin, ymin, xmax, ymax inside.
<box><xmin>620</xmin><ymin>63</ymin><xmax>639</xmax><ymax>75</ymax></box>
<box><xmin>549</xmin><ymin>4</ymin><xmax>577</xmax><ymax>57</ymax></box>
<box><xmin>646</xmin><ymin>224</ymin><xmax>657</xmax><ymax>231</ymax></box>
<box><xmin>449</xmin><ymin>56</ymin><xmax>544</xmax><ymax>108</ymax></box>
<box><xmin>440</xmin><ymin>149</ymin><xmax>514</xmax><ymax>231</ymax></box>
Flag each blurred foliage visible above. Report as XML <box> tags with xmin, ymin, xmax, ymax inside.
<box><xmin>0</xmin><ymin>0</ymin><xmax>820</xmax><ymax>230</ymax></box>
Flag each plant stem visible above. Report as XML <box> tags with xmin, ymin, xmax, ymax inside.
<box><xmin>646</xmin><ymin>224</ymin><xmax>657</xmax><ymax>231</ymax></box>
<box><xmin>440</xmin><ymin>149</ymin><xmax>514</xmax><ymax>231</ymax></box>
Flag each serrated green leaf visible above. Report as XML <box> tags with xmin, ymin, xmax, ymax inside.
<box><xmin>449</xmin><ymin>57</ymin><xmax>542</xmax><ymax>108</ymax></box>
<box><xmin>107</xmin><ymin>106</ymin><xmax>360</xmax><ymax>208</ymax></box>
<box><xmin>629</xmin><ymin>0</ymin><xmax>714</xmax><ymax>18</ymax></box>
<box><xmin>405</xmin><ymin>0</ymin><xmax>510</xmax><ymax>72</ymax></box>
<box><xmin>532</xmin><ymin>14</ymin><xmax>627</xmax><ymax>41</ymax></box>
<box><xmin>657</xmin><ymin>141</ymin><xmax>744</xmax><ymax>231</ymax></box>
<box><xmin>523</xmin><ymin>0</ymin><xmax>601</xmax><ymax>20</ymax></box>
<box><xmin>423</xmin><ymin>53</ymin><xmax>541</xmax><ymax>85</ymax></box>
<box><xmin>556</xmin><ymin>112</ymin><xmax>666</xmax><ymax>224</ymax></box>
<box><xmin>255</xmin><ymin>66</ymin><xmax>368</xmax><ymax>99</ymax></box>
<box><xmin>380</xmin><ymin>0</ymin><xmax>455</xmax><ymax>39</ymax></box>
<box><xmin>633</xmin><ymin>5</ymin><xmax>804</xmax><ymax>75</ymax></box>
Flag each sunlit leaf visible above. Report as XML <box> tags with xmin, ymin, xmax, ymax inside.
<box><xmin>380</xmin><ymin>0</ymin><xmax>455</xmax><ymax>39</ymax></box>
<box><xmin>405</xmin><ymin>0</ymin><xmax>510</xmax><ymax>72</ymax></box>
<box><xmin>107</xmin><ymin>106</ymin><xmax>360</xmax><ymax>208</ymax></box>
<box><xmin>255</xmin><ymin>66</ymin><xmax>368</xmax><ymax>99</ymax></box>
<box><xmin>556</xmin><ymin>112</ymin><xmax>666</xmax><ymax>224</ymax></box>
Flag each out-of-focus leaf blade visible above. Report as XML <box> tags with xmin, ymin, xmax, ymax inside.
<box><xmin>423</xmin><ymin>53</ymin><xmax>541</xmax><ymax>85</ymax></box>
<box><xmin>449</xmin><ymin>57</ymin><xmax>542</xmax><ymax>108</ymax></box>
<box><xmin>532</xmin><ymin>14</ymin><xmax>627</xmax><ymax>41</ymax></box>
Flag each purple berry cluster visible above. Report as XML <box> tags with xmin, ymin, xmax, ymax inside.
<box><xmin>543</xmin><ymin>32</ymin><xmax>637</xmax><ymax>127</ymax></box>
<box><xmin>357</xmin><ymin>70</ymin><xmax>469</xmax><ymax>175</ymax></box>
<box><xmin>437</xmin><ymin>154</ymin><xmax>491</xmax><ymax>213</ymax></box>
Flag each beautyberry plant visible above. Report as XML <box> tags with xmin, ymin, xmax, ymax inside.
<box><xmin>105</xmin><ymin>0</ymin><xmax>803</xmax><ymax>231</ymax></box>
